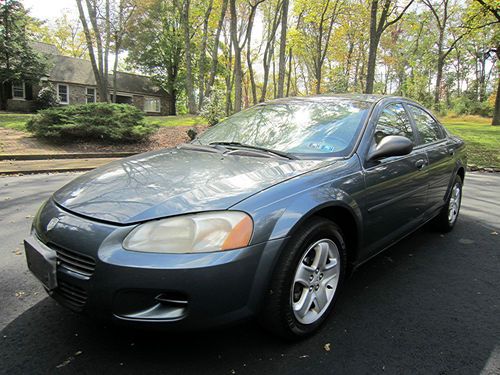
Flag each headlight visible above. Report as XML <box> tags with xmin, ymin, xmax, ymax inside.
<box><xmin>123</xmin><ymin>211</ymin><xmax>253</xmax><ymax>253</ymax></box>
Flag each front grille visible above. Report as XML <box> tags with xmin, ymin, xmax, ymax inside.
<box><xmin>49</xmin><ymin>243</ymin><xmax>96</xmax><ymax>278</ymax></box>
<box><xmin>57</xmin><ymin>281</ymin><xmax>88</xmax><ymax>310</ymax></box>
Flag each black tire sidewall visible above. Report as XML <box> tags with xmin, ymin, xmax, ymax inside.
<box><xmin>273</xmin><ymin>218</ymin><xmax>347</xmax><ymax>337</ymax></box>
<box><xmin>443</xmin><ymin>175</ymin><xmax>463</xmax><ymax>231</ymax></box>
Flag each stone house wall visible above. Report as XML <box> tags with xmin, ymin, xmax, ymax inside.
<box><xmin>5</xmin><ymin>80</ymin><xmax>169</xmax><ymax>115</ymax></box>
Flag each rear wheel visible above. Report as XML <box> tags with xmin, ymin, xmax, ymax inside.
<box><xmin>259</xmin><ymin>217</ymin><xmax>346</xmax><ymax>339</ymax></box>
<box><xmin>432</xmin><ymin>175</ymin><xmax>463</xmax><ymax>232</ymax></box>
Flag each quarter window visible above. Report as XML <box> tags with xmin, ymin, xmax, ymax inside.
<box><xmin>86</xmin><ymin>87</ymin><xmax>96</xmax><ymax>103</ymax></box>
<box><xmin>12</xmin><ymin>82</ymin><xmax>25</xmax><ymax>99</ymax></box>
<box><xmin>374</xmin><ymin>103</ymin><xmax>415</xmax><ymax>144</ymax></box>
<box><xmin>58</xmin><ymin>84</ymin><xmax>69</xmax><ymax>104</ymax></box>
<box><xmin>408</xmin><ymin>105</ymin><xmax>444</xmax><ymax>144</ymax></box>
<box><xmin>144</xmin><ymin>97</ymin><xmax>161</xmax><ymax>113</ymax></box>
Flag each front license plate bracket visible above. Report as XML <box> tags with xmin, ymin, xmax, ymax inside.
<box><xmin>24</xmin><ymin>238</ymin><xmax>58</xmax><ymax>290</ymax></box>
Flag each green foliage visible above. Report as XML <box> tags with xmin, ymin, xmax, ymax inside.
<box><xmin>200</xmin><ymin>89</ymin><xmax>225</xmax><ymax>126</ymax></box>
<box><xmin>451</xmin><ymin>96</ymin><xmax>494</xmax><ymax>117</ymax></box>
<box><xmin>35</xmin><ymin>84</ymin><xmax>59</xmax><ymax>109</ymax></box>
<box><xmin>26</xmin><ymin>103</ymin><xmax>158</xmax><ymax>142</ymax></box>
<box><xmin>124</xmin><ymin>0</ymin><xmax>184</xmax><ymax>115</ymax></box>
<box><xmin>0</xmin><ymin>0</ymin><xmax>49</xmax><ymax>87</ymax></box>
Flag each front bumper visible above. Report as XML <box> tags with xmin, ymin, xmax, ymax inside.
<box><xmin>26</xmin><ymin>199</ymin><xmax>285</xmax><ymax>329</ymax></box>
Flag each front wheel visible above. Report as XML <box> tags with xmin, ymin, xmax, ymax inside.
<box><xmin>259</xmin><ymin>217</ymin><xmax>346</xmax><ymax>339</ymax></box>
<box><xmin>432</xmin><ymin>175</ymin><xmax>463</xmax><ymax>232</ymax></box>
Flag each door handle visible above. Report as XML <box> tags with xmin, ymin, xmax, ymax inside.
<box><xmin>415</xmin><ymin>159</ymin><xmax>427</xmax><ymax>170</ymax></box>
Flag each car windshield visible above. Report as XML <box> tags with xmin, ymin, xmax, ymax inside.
<box><xmin>196</xmin><ymin>99</ymin><xmax>371</xmax><ymax>157</ymax></box>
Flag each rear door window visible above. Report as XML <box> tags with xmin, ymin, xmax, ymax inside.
<box><xmin>408</xmin><ymin>105</ymin><xmax>445</xmax><ymax>145</ymax></box>
<box><xmin>374</xmin><ymin>103</ymin><xmax>415</xmax><ymax>145</ymax></box>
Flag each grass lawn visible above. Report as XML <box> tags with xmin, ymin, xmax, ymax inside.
<box><xmin>144</xmin><ymin>115</ymin><xmax>207</xmax><ymax>127</ymax></box>
<box><xmin>0</xmin><ymin>112</ymin><xmax>207</xmax><ymax>131</ymax></box>
<box><xmin>0</xmin><ymin>112</ymin><xmax>31</xmax><ymax>131</ymax></box>
<box><xmin>439</xmin><ymin>115</ymin><xmax>500</xmax><ymax>168</ymax></box>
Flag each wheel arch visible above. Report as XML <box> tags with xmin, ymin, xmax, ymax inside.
<box><xmin>456</xmin><ymin>166</ymin><xmax>465</xmax><ymax>182</ymax></box>
<box><xmin>282</xmin><ymin>202</ymin><xmax>362</xmax><ymax>269</ymax></box>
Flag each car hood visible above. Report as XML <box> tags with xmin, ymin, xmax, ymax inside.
<box><xmin>53</xmin><ymin>148</ymin><xmax>330</xmax><ymax>224</ymax></box>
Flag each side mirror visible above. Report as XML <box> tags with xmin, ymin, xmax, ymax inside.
<box><xmin>368</xmin><ymin>135</ymin><xmax>413</xmax><ymax>160</ymax></box>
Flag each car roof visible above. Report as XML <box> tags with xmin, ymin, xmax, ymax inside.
<box><xmin>264</xmin><ymin>93</ymin><xmax>408</xmax><ymax>105</ymax></box>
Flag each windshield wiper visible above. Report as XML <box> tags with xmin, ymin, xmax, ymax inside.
<box><xmin>177</xmin><ymin>143</ymin><xmax>227</xmax><ymax>153</ymax></box>
<box><xmin>209</xmin><ymin>142</ymin><xmax>296</xmax><ymax>160</ymax></box>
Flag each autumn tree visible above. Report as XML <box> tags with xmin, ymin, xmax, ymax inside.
<box><xmin>365</xmin><ymin>0</ymin><xmax>414</xmax><ymax>94</ymax></box>
<box><xmin>76</xmin><ymin>0</ymin><xmax>112</xmax><ymax>102</ymax></box>
<box><xmin>125</xmin><ymin>0</ymin><xmax>183</xmax><ymax>114</ymax></box>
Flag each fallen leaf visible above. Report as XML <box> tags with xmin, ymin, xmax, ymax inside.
<box><xmin>324</xmin><ymin>343</ymin><xmax>331</xmax><ymax>352</ymax></box>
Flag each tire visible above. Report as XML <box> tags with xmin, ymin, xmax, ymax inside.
<box><xmin>259</xmin><ymin>217</ymin><xmax>347</xmax><ymax>339</ymax></box>
<box><xmin>432</xmin><ymin>175</ymin><xmax>463</xmax><ymax>233</ymax></box>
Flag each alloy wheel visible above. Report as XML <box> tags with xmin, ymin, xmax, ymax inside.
<box><xmin>290</xmin><ymin>239</ymin><xmax>340</xmax><ymax>325</ymax></box>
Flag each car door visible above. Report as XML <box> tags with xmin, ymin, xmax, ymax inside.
<box><xmin>406</xmin><ymin>104</ymin><xmax>454</xmax><ymax>214</ymax></box>
<box><xmin>361</xmin><ymin>102</ymin><xmax>429</xmax><ymax>257</ymax></box>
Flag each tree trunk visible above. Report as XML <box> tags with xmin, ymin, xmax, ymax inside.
<box><xmin>434</xmin><ymin>29</ymin><xmax>445</xmax><ymax>107</ymax></box>
<box><xmin>286</xmin><ymin>47</ymin><xmax>293</xmax><ymax>97</ymax></box>
<box><xmin>277</xmin><ymin>0</ymin><xmax>289</xmax><ymax>98</ymax></box>
<box><xmin>246</xmin><ymin>8</ymin><xmax>258</xmax><ymax>105</ymax></box>
<box><xmin>493</xmin><ymin>50</ymin><xmax>500</xmax><ymax>126</ymax></box>
<box><xmin>365</xmin><ymin>0</ymin><xmax>379</xmax><ymax>94</ymax></box>
<box><xmin>315</xmin><ymin>63</ymin><xmax>322</xmax><ymax>94</ymax></box>
<box><xmin>229</xmin><ymin>0</ymin><xmax>242</xmax><ymax>112</ymax></box>
<box><xmin>167</xmin><ymin>89</ymin><xmax>177</xmax><ymax>115</ymax></box>
<box><xmin>76</xmin><ymin>0</ymin><xmax>107</xmax><ymax>101</ymax></box>
<box><xmin>206</xmin><ymin>0</ymin><xmax>228</xmax><ymax>95</ymax></box>
<box><xmin>112</xmin><ymin>44</ymin><xmax>119</xmax><ymax>103</ymax></box>
<box><xmin>0</xmin><ymin>83</ymin><xmax>6</xmax><ymax>110</ymax></box>
<box><xmin>198</xmin><ymin>0</ymin><xmax>213</xmax><ymax>109</ymax></box>
<box><xmin>181</xmin><ymin>0</ymin><xmax>197</xmax><ymax>114</ymax></box>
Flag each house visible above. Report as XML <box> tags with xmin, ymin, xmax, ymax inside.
<box><xmin>5</xmin><ymin>42</ymin><xmax>170</xmax><ymax>115</ymax></box>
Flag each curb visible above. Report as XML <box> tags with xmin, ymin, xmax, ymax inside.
<box><xmin>0</xmin><ymin>167</ymin><xmax>96</xmax><ymax>175</ymax></box>
<box><xmin>0</xmin><ymin>152</ymin><xmax>137</xmax><ymax>161</ymax></box>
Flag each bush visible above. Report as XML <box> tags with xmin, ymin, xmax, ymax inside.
<box><xmin>451</xmin><ymin>96</ymin><xmax>493</xmax><ymax>117</ymax></box>
<box><xmin>200</xmin><ymin>89</ymin><xmax>225</xmax><ymax>126</ymax></box>
<box><xmin>26</xmin><ymin>103</ymin><xmax>158</xmax><ymax>142</ymax></box>
<box><xmin>35</xmin><ymin>84</ymin><xmax>59</xmax><ymax>109</ymax></box>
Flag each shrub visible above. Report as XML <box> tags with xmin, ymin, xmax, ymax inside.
<box><xmin>35</xmin><ymin>84</ymin><xmax>59</xmax><ymax>109</ymax></box>
<box><xmin>451</xmin><ymin>96</ymin><xmax>493</xmax><ymax>117</ymax></box>
<box><xmin>200</xmin><ymin>89</ymin><xmax>225</xmax><ymax>126</ymax></box>
<box><xmin>26</xmin><ymin>103</ymin><xmax>158</xmax><ymax>142</ymax></box>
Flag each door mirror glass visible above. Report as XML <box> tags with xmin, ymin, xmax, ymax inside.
<box><xmin>368</xmin><ymin>135</ymin><xmax>413</xmax><ymax>160</ymax></box>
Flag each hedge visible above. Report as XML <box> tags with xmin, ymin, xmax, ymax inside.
<box><xmin>26</xmin><ymin>103</ymin><xmax>158</xmax><ymax>142</ymax></box>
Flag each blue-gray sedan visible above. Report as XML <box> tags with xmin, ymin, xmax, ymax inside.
<box><xmin>25</xmin><ymin>94</ymin><xmax>466</xmax><ymax>338</ymax></box>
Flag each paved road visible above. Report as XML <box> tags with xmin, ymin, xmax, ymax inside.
<box><xmin>1</xmin><ymin>172</ymin><xmax>499</xmax><ymax>375</ymax></box>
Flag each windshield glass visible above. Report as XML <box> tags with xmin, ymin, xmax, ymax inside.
<box><xmin>196</xmin><ymin>99</ymin><xmax>371</xmax><ymax>157</ymax></box>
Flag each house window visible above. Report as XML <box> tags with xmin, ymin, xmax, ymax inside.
<box><xmin>86</xmin><ymin>87</ymin><xmax>96</xmax><ymax>103</ymax></box>
<box><xmin>12</xmin><ymin>82</ymin><xmax>25</xmax><ymax>99</ymax></box>
<box><xmin>57</xmin><ymin>84</ymin><xmax>69</xmax><ymax>104</ymax></box>
<box><xmin>144</xmin><ymin>97</ymin><xmax>161</xmax><ymax>113</ymax></box>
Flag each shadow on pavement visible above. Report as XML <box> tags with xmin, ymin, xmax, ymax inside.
<box><xmin>1</xmin><ymin>215</ymin><xmax>499</xmax><ymax>375</ymax></box>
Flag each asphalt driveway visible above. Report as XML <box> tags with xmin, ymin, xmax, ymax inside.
<box><xmin>0</xmin><ymin>172</ymin><xmax>499</xmax><ymax>374</ymax></box>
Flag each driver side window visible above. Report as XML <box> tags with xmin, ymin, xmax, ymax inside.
<box><xmin>374</xmin><ymin>103</ymin><xmax>415</xmax><ymax>145</ymax></box>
